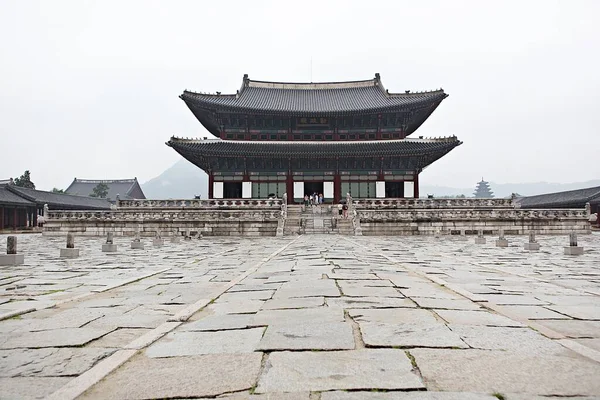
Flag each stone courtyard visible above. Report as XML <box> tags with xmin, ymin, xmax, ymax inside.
<box><xmin>1</xmin><ymin>233</ymin><xmax>599</xmax><ymax>399</ymax></box>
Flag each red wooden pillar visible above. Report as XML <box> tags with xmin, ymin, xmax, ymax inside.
<box><xmin>0</xmin><ymin>206</ymin><xmax>4</xmax><ymax>230</ymax></box>
<box><xmin>414</xmin><ymin>173</ymin><xmax>420</xmax><ymax>199</ymax></box>
<box><xmin>286</xmin><ymin>158</ymin><xmax>293</xmax><ymax>204</ymax></box>
<box><xmin>13</xmin><ymin>208</ymin><xmax>17</xmax><ymax>230</ymax></box>
<box><xmin>208</xmin><ymin>175</ymin><xmax>214</xmax><ymax>199</ymax></box>
<box><xmin>333</xmin><ymin>174</ymin><xmax>341</xmax><ymax>204</ymax></box>
<box><xmin>286</xmin><ymin>176</ymin><xmax>293</xmax><ymax>204</ymax></box>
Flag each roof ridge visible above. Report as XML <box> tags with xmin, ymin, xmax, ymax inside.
<box><xmin>523</xmin><ymin>185</ymin><xmax>600</xmax><ymax>199</ymax></box>
<box><xmin>73</xmin><ymin>178</ymin><xmax>137</xmax><ymax>183</ymax></box>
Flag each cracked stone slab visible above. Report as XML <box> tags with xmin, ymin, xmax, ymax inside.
<box><xmin>87</xmin><ymin>328</ymin><xmax>152</xmax><ymax>348</ymax></box>
<box><xmin>410</xmin><ymin>348</ymin><xmax>600</xmax><ymax>396</ymax></box>
<box><xmin>21</xmin><ymin>308</ymin><xmax>107</xmax><ymax>332</ymax></box>
<box><xmin>327</xmin><ymin>296</ymin><xmax>415</xmax><ymax>309</ymax></box>
<box><xmin>410</xmin><ymin>297</ymin><xmax>483</xmax><ymax>311</ymax></box>
<box><xmin>545</xmin><ymin>305</ymin><xmax>600</xmax><ymax>320</ymax></box>
<box><xmin>0</xmin><ymin>376</ymin><xmax>72</xmax><ymax>400</ymax></box>
<box><xmin>449</xmin><ymin>325</ymin><xmax>567</xmax><ymax>354</ymax></box>
<box><xmin>80</xmin><ymin>353</ymin><xmax>263</xmax><ymax>399</ymax></box>
<box><xmin>321</xmin><ymin>392</ymin><xmax>498</xmax><ymax>399</ymax></box>
<box><xmin>0</xmin><ymin>327</ymin><xmax>115</xmax><ymax>349</ymax></box>
<box><xmin>206</xmin><ymin>300</ymin><xmax>265</xmax><ymax>314</ymax></box>
<box><xmin>145</xmin><ymin>328</ymin><xmax>265</xmax><ymax>357</ymax></box>
<box><xmin>181</xmin><ymin>314</ymin><xmax>256</xmax><ymax>331</ymax></box>
<box><xmin>257</xmin><ymin>322</ymin><xmax>355</xmax><ymax>351</ymax></box>
<box><xmin>434</xmin><ymin>310</ymin><xmax>525</xmax><ymax>327</ymax></box>
<box><xmin>493</xmin><ymin>305</ymin><xmax>572</xmax><ymax>320</ymax></box>
<box><xmin>219</xmin><ymin>392</ymin><xmax>311</xmax><ymax>399</ymax></box>
<box><xmin>349</xmin><ymin>308</ymin><xmax>439</xmax><ymax>324</ymax></box>
<box><xmin>261</xmin><ymin>297</ymin><xmax>324</xmax><ymax>310</ymax></box>
<box><xmin>0</xmin><ymin>347</ymin><xmax>114</xmax><ymax>377</ymax></box>
<box><xmin>530</xmin><ymin>320</ymin><xmax>600</xmax><ymax>338</ymax></box>
<box><xmin>255</xmin><ymin>349</ymin><xmax>424</xmax><ymax>393</ymax></box>
<box><xmin>359</xmin><ymin>321</ymin><xmax>468</xmax><ymax>348</ymax></box>
<box><xmin>251</xmin><ymin>307</ymin><xmax>345</xmax><ymax>326</ymax></box>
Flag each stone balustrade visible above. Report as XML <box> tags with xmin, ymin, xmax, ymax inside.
<box><xmin>117</xmin><ymin>198</ymin><xmax>282</xmax><ymax>209</ymax></box>
<box><xmin>357</xmin><ymin>207</ymin><xmax>590</xmax><ymax>235</ymax></box>
<box><xmin>353</xmin><ymin>198</ymin><xmax>514</xmax><ymax>209</ymax></box>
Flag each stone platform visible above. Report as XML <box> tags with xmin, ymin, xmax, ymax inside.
<box><xmin>0</xmin><ymin>233</ymin><xmax>599</xmax><ymax>399</ymax></box>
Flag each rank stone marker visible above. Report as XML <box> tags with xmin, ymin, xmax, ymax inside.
<box><xmin>101</xmin><ymin>232</ymin><xmax>117</xmax><ymax>252</ymax></box>
<box><xmin>131</xmin><ymin>229</ymin><xmax>144</xmax><ymax>250</ymax></box>
<box><xmin>170</xmin><ymin>232</ymin><xmax>181</xmax><ymax>243</ymax></box>
<box><xmin>524</xmin><ymin>231</ymin><xmax>541</xmax><ymax>251</ymax></box>
<box><xmin>458</xmin><ymin>229</ymin><xmax>468</xmax><ymax>241</ymax></box>
<box><xmin>59</xmin><ymin>232</ymin><xmax>80</xmax><ymax>258</ymax></box>
<box><xmin>496</xmin><ymin>229</ymin><xmax>508</xmax><ymax>247</ymax></box>
<box><xmin>0</xmin><ymin>236</ymin><xmax>24</xmax><ymax>266</ymax></box>
<box><xmin>475</xmin><ymin>229</ymin><xmax>486</xmax><ymax>244</ymax></box>
<box><xmin>564</xmin><ymin>232</ymin><xmax>584</xmax><ymax>255</ymax></box>
<box><xmin>153</xmin><ymin>231</ymin><xmax>165</xmax><ymax>247</ymax></box>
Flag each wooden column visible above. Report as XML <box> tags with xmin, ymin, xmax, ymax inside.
<box><xmin>286</xmin><ymin>158</ymin><xmax>293</xmax><ymax>204</ymax></box>
<box><xmin>0</xmin><ymin>206</ymin><xmax>4</xmax><ymax>230</ymax></box>
<box><xmin>13</xmin><ymin>208</ymin><xmax>17</xmax><ymax>230</ymax></box>
<box><xmin>414</xmin><ymin>173</ymin><xmax>420</xmax><ymax>199</ymax></box>
<box><xmin>208</xmin><ymin>175</ymin><xmax>214</xmax><ymax>199</ymax></box>
<box><xmin>334</xmin><ymin>174</ymin><xmax>341</xmax><ymax>203</ymax></box>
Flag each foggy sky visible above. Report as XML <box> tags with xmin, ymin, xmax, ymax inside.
<box><xmin>1</xmin><ymin>0</ymin><xmax>598</xmax><ymax>191</ymax></box>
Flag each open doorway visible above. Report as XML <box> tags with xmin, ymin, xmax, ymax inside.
<box><xmin>385</xmin><ymin>182</ymin><xmax>404</xmax><ymax>198</ymax></box>
<box><xmin>223</xmin><ymin>182</ymin><xmax>242</xmax><ymax>198</ymax></box>
<box><xmin>304</xmin><ymin>182</ymin><xmax>324</xmax><ymax>197</ymax></box>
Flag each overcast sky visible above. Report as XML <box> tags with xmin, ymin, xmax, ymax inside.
<box><xmin>1</xmin><ymin>0</ymin><xmax>598</xmax><ymax>191</ymax></box>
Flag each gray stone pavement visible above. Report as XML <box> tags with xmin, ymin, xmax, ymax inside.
<box><xmin>0</xmin><ymin>233</ymin><xmax>599</xmax><ymax>399</ymax></box>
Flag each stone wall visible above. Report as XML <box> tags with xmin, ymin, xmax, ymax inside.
<box><xmin>355</xmin><ymin>200</ymin><xmax>590</xmax><ymax>236</ymax></box>
<box><xmin>43</xmin><ymin>199</ymin><xmax>283</xmax><ymax>237</ymax></box>
<box><xmin>42</xmin><ymin>197</ymin><xmax>591</xmax><ymax>237</ymax></box>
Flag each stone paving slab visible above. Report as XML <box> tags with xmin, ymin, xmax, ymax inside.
<box><xmin>411</xmin><ymin>348</ymin><xmax>600</xmax><ymax>396</ymax></box>
<box><xmin>257</xmin><ymin>322</ymin><xmax>355</xmax><ymax>350</ymax></box>
<box><xmin>321</xmin><ymin>392</ymin><xmax>498</xmax><ymax>399</ymax></box>
<box><xmin>0</xmin><ymin>376</ymin><xmax>72</xmax><ymax>400</ymax></box>
<box><xmin>145</xmin><ymin>328</ymin><xmax>265</xmax><ymax>357</ymax></box>
<box><xmin>255</xmin><ymin>349</ymin><xmax>424</xmax><ymax>393</ymax></box>
<box><xmin>80</xmin><ymin>353</ymin><xmax>263</xmax><ymax>399</ymax></box>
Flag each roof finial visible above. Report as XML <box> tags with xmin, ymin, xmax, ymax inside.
<box><xmin>375</xmin><ymin>73</ymin><xmax>380</xmax><ymax>81</ymax></box>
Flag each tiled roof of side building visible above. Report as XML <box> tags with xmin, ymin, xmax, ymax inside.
<box><xmin>516</xmin><ymin>186</ymin><xmax>600</xmax><ymax>209</ymax></box>
<box><xmin>167</xmin><ymin>137</ymin><xmax>462</xmax><ymax>158</ymax></box>
<box><xmin>181</xmin><ymin>74</ymin><xmax>447</xmax><ymax>115</ymax></box>
<box><xmin>65</xmin><ymin>178</ymin><xmax>145</xmax><ymax>201</ymax></box>
<box><xmin>0</xmin><ymin>186</ymin><xmax>36</xmax><ymax>206</ymax></box>
<box><xmin>6</xmin><ymin>186</ymin><xmax>111</xmax><ymax>210</ymax></box>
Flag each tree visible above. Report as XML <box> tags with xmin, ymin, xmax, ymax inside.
<box><xmin>14</xmin><ymin>170</ymin><xmax>35</xmax><ymax>189</ymax></box>
<box><xmin>90</xmin><ymin>183</ymin><xmax>109</xmax><ymax>198</ymax></box>
<box><xmin>52</xmin><ymin>188</ymin><xmax>64</xmax><ymax>193</ymax></box>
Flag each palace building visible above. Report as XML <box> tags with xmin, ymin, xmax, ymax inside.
<box><xmin>167</xmin><ymin>74</ymin><xmax>461</xmax><ymax>203</ymax></box>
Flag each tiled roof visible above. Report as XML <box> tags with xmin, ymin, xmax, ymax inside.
<box><xmin>181</xmin><ymin>74</ymin><xmax>447</xmax><ymax>115</ymax></box>
<box><xmin>0</xmin><ymin>186</ymin><xmax>35</xmax><ymax>206</ymax></box>
<box><xmin>65</xmin><ymin>178</ymin><xmax>145</xmax><ymax>201</ymax></box>
<box><xmin>168</xmin><ymin>137</ymin><xmax>461</xmax><ymax>158</ymax></box>
<box><xmin>516</xmin><ymin>186</ymin><xmax>600</xmax><ymax>209</ymax></box>
<box><xmin>7</xmin><ymin>186</ymin><xmax>111</xmax><ymax>210</ymax></box>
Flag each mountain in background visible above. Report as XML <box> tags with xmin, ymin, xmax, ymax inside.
<box><xmin>142</xmin><ymin>158</ymin><xmax>208</xmax><ymax>199</ymax></box>
<box><xmin>142</xmin><ymin>158</ymin><xmax>600</xmax><ymax>199</ymax></box>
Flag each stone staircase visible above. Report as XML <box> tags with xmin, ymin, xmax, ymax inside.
<box><xmin>283</xmin><ymin>205</ymin><xmax>355</xmax><ymax>235</ymax></box>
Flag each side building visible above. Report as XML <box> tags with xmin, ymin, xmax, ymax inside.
<box><xmin>516</xmin><ymin>186</ymin><xmax>600</xmax><ymax>214</ymax></box>
<box><xmin>168</xmin><ymin>74</ymin><xmax>461</xmax><ymax>204</ymax></box>
<box><xmin>0</xmin><ymin>182</ymin><xmax>110</xmax><ymax>231</ymax></box>
<box><xmin>65</xmin><ymin>178</ymin><xmax>146</xmax><ymax>202</ymax></box>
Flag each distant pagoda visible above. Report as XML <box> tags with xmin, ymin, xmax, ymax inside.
<box><xmin>473</xmin><ymin>178</ymin><xmax>494</xmax><ymax>198</ymax></box>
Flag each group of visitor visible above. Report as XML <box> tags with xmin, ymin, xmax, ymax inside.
<box><xmin>304</xmin><ymin>193</ymin><xmax>324</xmax><ymax>206</ymax></box>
